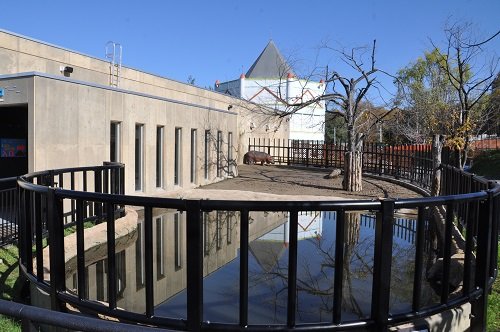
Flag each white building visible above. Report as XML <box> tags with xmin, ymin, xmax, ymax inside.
<box><xmin>216</xmin><ymin>41</ymin><xmax>326</xmax><ymax>141</ymax></box>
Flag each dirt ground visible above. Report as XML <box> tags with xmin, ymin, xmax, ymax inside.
<box><xmin>196</xmin><ymin>164</ymin><xmax>421</xmax><ymax>200</ymax></box>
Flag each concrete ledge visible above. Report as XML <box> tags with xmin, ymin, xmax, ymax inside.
<box><xmin>391</xmin><ymin>303</ymin><xmax>471</xmax><ymax>332</ymax></box>
<box><xmin>35</xmin><ymin>207</ymin><xmax>138</xmax><ymax>280</ymax></box>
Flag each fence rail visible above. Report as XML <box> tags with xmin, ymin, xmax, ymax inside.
<box><xmin>248</xmin><ymin>138</ymin><xmax>435</xmax><ymax>190</ymax></box>
<box><xmin>1</xmin><ymin>154</ymin><xmax>496</xmax><ymax>331</ymax></box>
<box><xmin>0</xmin><ymin>177</ymin><xmax>18</xmax><ymax>246</ymax></box>
<box><xmin>0</xmin><ymin>141</ymin><xmax>499</xmax><ymax>331</ymax></box>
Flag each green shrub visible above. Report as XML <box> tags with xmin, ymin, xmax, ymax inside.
<box><xmin>470</xmin><ymin>150</ymin><xmax>500</xmax><ymax>179</ymax></box>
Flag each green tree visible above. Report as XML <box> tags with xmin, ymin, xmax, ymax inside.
<box><xmin>395</xmin><ymin>49</ymin><xmax>457</xmax><ymax>143</ymax></box>
<box><xmin>395</xmin><ymin>23</ymin><xmax>499</xmax><ymax>167</ymax></box>
<box><xmin>431</xmin><ymin>23</ymin><xmax>499</xmax><ymax>167</ymax></box>
<box><xmin>486</xmin><ymin>72</ymin><xmax>500</xmax><ymax>135</ymax></box>
<box><xmin>325</xmin><ymin>112</ymin><xmax>347</xmax><ymax>144</ymax></box>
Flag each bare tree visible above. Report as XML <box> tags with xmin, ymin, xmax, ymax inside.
<box><xmin>303</xmin><ymin>41</ymin><xmax>381</xmax><ymax>191</ymax></box>
<box><xmin>431</xmin><ymin>22</ymin><xmax>499</xmax><ymax>167</ymax></box>
<box><xmin>232</xmin><ymin>41</ymin><xmax>391</xmax><ymax>191</ymax></box>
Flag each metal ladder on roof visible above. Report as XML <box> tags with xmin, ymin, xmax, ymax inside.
<box><xmin>105</xmin><ymin>41</ymin><xmax>122</xmax><ymax>87</ymax></box>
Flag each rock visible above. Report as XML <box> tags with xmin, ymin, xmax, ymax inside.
<box><xmin>426</xmin><ymin>252</ymin><xmax>475</xmax><ymax>294</ymax></box>
<box><xmin>324</xmin><ymin>168</ymin><xmax>342</xmax><ymax>179</ymax></box>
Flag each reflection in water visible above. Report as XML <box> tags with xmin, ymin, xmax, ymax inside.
<box><xmin>68</xmin><ymin>209</ymin><xmax>437</xmax><ymax>324</ymax></box>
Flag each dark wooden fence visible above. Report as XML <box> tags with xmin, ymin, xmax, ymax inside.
<box><xmin>248</xmin><ymin>138</ymin><xmax>434</xmax><ymax>190</ymax></box>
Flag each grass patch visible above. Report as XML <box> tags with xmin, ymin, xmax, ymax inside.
<box><xmin>0</xmin><ymin>245</ymin><xmax>22</xmax><ymax>331</ymax></box>
<box><xmin>63</xmin><ymin>220</ymin><xmax>96</xmax><ymax>237</ymax></box>
<box><xmin>470</xmin><ymin>150</ymin><xmax>500</xmax><ymax>179</ymax></box>
<box><xmin>0</xmin><ymin>246</ymin><xmax>22</xmax><ymax>301</ymax></box>
<box><xmin>0</xmin><ymin>316</ymin><xmax>20</xmax><ymax>332</ymax></box>
<box><xmin>487</xmin><ymin>242</ymin><xmax>500</xmax><ymax>331</ymax></box>
<box><xmin>471</xmin><ymin>151</ymin><xmax>499</xmax><ymax>330</ymax></box>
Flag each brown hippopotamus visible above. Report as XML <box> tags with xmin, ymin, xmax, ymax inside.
<box><xmin>243</xmin><ymin>151</ymin><xmax>275</xmax><ymax>165</ymax></box>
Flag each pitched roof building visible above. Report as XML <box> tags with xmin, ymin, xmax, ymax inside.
<box><xmin>215</xmin><ymin>41</ymin><xmax>325</xmax><ymax>141</ymax></box>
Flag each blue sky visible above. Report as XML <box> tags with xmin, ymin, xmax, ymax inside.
<box><xmin>1</xmin><ymin>0</ymin><xmax>498</xmax><ymax>104</ymax></box>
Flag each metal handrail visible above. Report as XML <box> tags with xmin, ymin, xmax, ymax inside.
<box><xmin>0</xmin><ymin>298</ymin><xmax>169</xmax><ymax>332</ymax></box>
<box><xmin>6</xmin><ymin>160</ymin><xmax>500</xmax><ymax>331</ymax></box>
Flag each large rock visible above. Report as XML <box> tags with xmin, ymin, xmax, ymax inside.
<box><xmin>426</xmin><ymin>252</ymin><xmax>475</xmax><ymax>294</ymax></box>
<box><xmin>324</xmin><ymin>168</ymin><xmax>342</xmax><ymax>179</ymax></box>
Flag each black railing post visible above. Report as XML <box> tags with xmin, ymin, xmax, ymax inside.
<box><xmin>471</xmin><ymin>190</ymin><xmax>493</xmax><ymax>331</ymax></box>
<box><xmin>239</xmin><ymin>209</ymin><xmax>249</xmax><ymax>328</ymax></box>
<box><xmin>412</xmin><ymin>206</ymin><xmax>426</xmax><ymax>312</ymax></box>
<box><xmin>287</xmin><ymin>209</ymin><xmax>299</xmax><ymax>328</ymax></box>
<box><xmin>75</xmin><ymin>200</ymin><xmax>86</xmax><ymax>301</ymax></box>
<box><xmin>186</xmin><ymin>200</ymin><xmax>203</xmax><ymax>332</ymax></box>
<box><xmin>119</xmin><ymin>164</ymin><xmax>125</xmax><ymax>195</ymax></box>
<box><xmin>20</xmin><ymin>188</ymin><xmax>31</xmax><ymax>274</ymax></box>
<box><xmin>144</xmin><ymin>206</ymin><xmax>154</xmax><ymax>318</ymax></box>
<box><xmin>106</xmin><ymin>202</ymin><xmax>117</xmax><ymax>310</ymax></box>
<box><xmin>35</xmin><ymin>193</ymin><xmax>44</xmax><ymax>280</ymax></box>
<box><xmin>371</xmin><ymin>199</ymin><xmax>395</xmax><ymax>331</ymax></box>
<box><xmin>440</xmin><ymin>203</ymin><xmax>454</xmax><ymax>303</ymax></box>
<box><xmin>47</xmin><ymin>170</ymin><xmax>55</xmax><ymax>187</ymax></box>
<box><xmin>94</xmin><ymin>170</ymin><xmax>103</xmax><ymax>222</ymax></box>
<box><xmin>47</xmin><ymin>188</ymin><xmax>66</xmax><ymax>313</ymax></box>
<box><xmin>333</xmin><ymin>209</ymin><xmax>346</xmax><ymax>324</ymax></box>
<box><xmin>488</xmin><ymin>181</ymin><xmax>498</xmax><ymax>280</ymax></box>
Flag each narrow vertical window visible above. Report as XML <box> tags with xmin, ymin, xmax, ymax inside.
<box><xmin>217</xmin><ymin>130</ymin><xmax>223</xmax><ymax>177</ymax></box>
<box><xmin>110</xmin><ymin>122</ymin><xmax>121</xmax><ymax>162</ymax></box>
<box><xmin>227</xmin><ymin>132</ymin><xmax>233</xmax><ymax>176</ymax></box>
<box><xmin>135</xmin><ymin>124</ymin><xmax>144</xmax><ymax>191</ymax></box>
<box><xmin>204</xmin><ymin>130</ymin><xmax>210</xmax><ymax>180</ymax></box>
<box><xmin>156</xmin><ymin>126</ymin><xmax>164</xmax><ymax>188</ymax></box>
<box><xmin>156</xmin><ymin>216</ymin><xmax>165</xmax><ymax>279</ymax></box>
<box><xmin>174</xmin><ymin>128</ymin><xmax>182</xmax><ymax>186</ymax></box>
<box><xmin>190</xmin><ymin>129</ymin><xmax>197</xmax><ymax>183</ymax></box>
<box><xmin>174</xmin><ymin>213</ymin><xmax>182</xmax><ymax>269</ymax></box>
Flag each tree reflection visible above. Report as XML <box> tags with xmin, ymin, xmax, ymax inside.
<box><xmin>247</xmin><ymin>211</ymin><xmax>422</xmax><ymax>323</ymax></box>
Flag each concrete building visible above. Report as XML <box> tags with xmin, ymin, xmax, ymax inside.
<box><xmin>215</xmin><ymin>41</ymin><xmax>326</xmax><ymax>141</ymax></box>
<box><xmin>0</xmin><ymin>29</ymin><xmax>288</xmax><ymax>194</ymax></box>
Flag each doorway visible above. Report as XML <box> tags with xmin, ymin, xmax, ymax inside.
<box><xmin>0</xmin><ymin>105</ymin><xmax>28</xmax><ymax>178</ymax></box>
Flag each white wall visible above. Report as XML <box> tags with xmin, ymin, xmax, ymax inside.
<box><xmin>216</xmin><ymin>75</ymin><xmax>326</xmax><ymax>141</ymax></box>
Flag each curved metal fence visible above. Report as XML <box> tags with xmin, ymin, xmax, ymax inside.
<box><xmin>6</xmin><ymin>159</ymin><xmax>498</xmax><ymax>331</ymax></box>
<box><xmin>0</xmin><ymin>177</ymin><xmax>18</xmax><ymax>246</ymax></box>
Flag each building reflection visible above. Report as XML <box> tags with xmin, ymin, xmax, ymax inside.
<box><xmin>67</xmin><ymin>209</ymin><xmax>425</xmax><ymax>323</ymax></box>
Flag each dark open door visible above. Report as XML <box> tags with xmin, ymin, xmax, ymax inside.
<box><xmin>0</xmin><ymin>105</ymin><xmax>28</xmax><ymax>178</ymax></box>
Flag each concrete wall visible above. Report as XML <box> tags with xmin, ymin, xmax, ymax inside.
<box><xmin>0</xmin><ymin>74</ymin><xmax>242</xmax><ymax>194</ymax></box>
<box><xmin>0</xmin><ymin>29</ymin><xmax>290</xmax><ymax>192</ymax></box>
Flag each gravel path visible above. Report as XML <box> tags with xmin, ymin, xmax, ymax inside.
<box><xmin>196</xmin><ymin>164</ymin><xmax>421</xmax><ymax>200</ymax></box>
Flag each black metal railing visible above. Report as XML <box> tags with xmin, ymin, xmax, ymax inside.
<box><xmin>0</xmin><ymin>176</ymin><xmax>18</xmax><ymax>246</ymax></box>
<box><xmin>9</xmin><ymin>159</ymin><xmax>499</xmax><ymax>331</ymax></box>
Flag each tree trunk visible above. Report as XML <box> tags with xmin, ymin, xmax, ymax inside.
<box><xmin>427</xmin><ymin>134</ymin><xmax>468</xmax><ymax>294</ymax></box>
<box><xmin>431</xmin><ymin>134</ymin><xmax>443</xmax><ymax>196</ymax></box>
<box><xmin>343</xmin><ymin>134</ymin><xmax>363</xmax><ymax>192</ymax></box>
